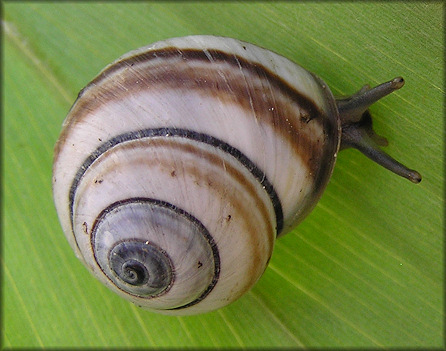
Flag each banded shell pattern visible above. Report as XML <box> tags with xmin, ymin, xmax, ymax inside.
<box><xmin>53</xmin><ymin>36</ymin><xmax>340</xmax><ymax>314</ymax></box>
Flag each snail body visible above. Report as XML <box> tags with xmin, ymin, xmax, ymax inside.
<box><xmin>53</xmin><ymin>35</ymin><xmax>420</xmax><ymax>315</ymax></box>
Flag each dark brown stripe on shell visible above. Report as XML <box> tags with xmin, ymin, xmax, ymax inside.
<box><xmin>82</xmin><ymin>137</ymin><xmax>275</xmax><ymax>309</ymax></box>
<box><xmin>56</xmin><ymin>47</ymin><xmax>338</xmax><ymax>181</ymax></box>
<box><xmin>69</xmin><ymin>128</ymin><xmax>282</xmax><ymax>237</ymax></box>
<box><xmin>87</xmin><ymin>47</ymin><xmax>323</xmax><ymax>120</ymax></box>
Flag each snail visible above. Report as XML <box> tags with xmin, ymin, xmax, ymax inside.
<box><xmin>52</xmin><ymin>35</ymin><xmax>421</xmax><ymax>315</ymax></box>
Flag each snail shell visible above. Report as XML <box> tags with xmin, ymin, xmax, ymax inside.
<box><xmin>53</xmin><ymin>35</ymin><xmax>420</xmax><ymax>315</ymax></box>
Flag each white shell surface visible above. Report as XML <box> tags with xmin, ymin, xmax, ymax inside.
<box><xmin>71</xmin><ymin>137</ymin><xmax>275</xmax><ymax>313</ymax></box>
<box><xmin>53</xmin><ymin>35</ymin><xmax>340</xmax><ymax>314</ymax></box>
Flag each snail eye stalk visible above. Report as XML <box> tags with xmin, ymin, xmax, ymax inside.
<box><xmin>337</xmin><ymin>77</ymin><xmax>421</xmax><ymax>183</ymax></box>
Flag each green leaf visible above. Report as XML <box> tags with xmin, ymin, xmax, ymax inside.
<box><xmin>3</xmin><ymin>2</ymin><xmax>443</xmax><ymax>348</ymax></box>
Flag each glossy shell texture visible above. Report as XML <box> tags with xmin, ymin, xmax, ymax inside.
<box><xmin>53</xmin><ymin>35</ymin><xmax>340</xmax><ymax>314</ymax></box>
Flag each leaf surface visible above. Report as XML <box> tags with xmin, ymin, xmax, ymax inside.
<box><xmin>2</xmin><ymin>2</ymin><xmax>443</xmax><ymax>348</ymax></box>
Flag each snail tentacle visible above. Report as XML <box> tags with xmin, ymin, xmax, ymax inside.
<box><xmin>337</xmin><ymin>77</ymin><xmax>405</xmax><ymax>121</ymax></box>
<box><xmin>337</xmin><ymin>77</ymin><xmax>422</xmax><ymax>183</ymax></box>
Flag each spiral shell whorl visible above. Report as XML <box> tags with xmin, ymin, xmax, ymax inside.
<box><xmin>67</xmin><ymin>130</ymin><xmax>277</xmax><ymax>313</ymax></box>
<box><xmin>91</xmin><ymin>199</ymin><xmax>219</xmax><ymax>309</ymax></box>
<box><xmin>53</xmin><ymin>35</ymin><xmax>339</xmax><ymax>314</ymax></box>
